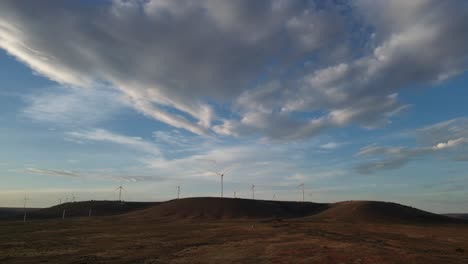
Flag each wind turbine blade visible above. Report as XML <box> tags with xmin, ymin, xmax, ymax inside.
<box><xmin>207</xmin><ymin>170</ymin><xmax>222</xmax><ymax>176</ymax></box>
<box><xmin>222</xmin><ymin>167</ymin><xmax>232</xmax><ymax>174</ymax></box>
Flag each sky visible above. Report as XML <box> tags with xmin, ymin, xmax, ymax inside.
<box><xmin>0</xmin><ymin>0</ymin><xmax>467</xmax><ymax>213</ymax></box>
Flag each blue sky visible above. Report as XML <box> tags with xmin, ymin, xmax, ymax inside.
<box><xmin>0</xmin><ymin>0</ymin><xmax>467</xmax><ymax>213</ymax></box>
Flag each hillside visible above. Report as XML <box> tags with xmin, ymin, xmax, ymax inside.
<box><xmin>444</xmin><ymin>213</ymin><xmax>468</xmax><ymax>220</ymax></box>
<box><xmin>301</xmin><ymin>201</ymin><xmax>465</xmax><ymax>224</ymax></box>
<box><xmin>3</xmin><ymin>198</ymin><xmax>465</xmax><ymax>225</ymax></box>
<box><xmin>2</xmin><ymin>201</ymin><xmax>158</xmax><ymax>220</ymax></box>
<box><xmin>0</xmin><ymin>207</ymin><xmax>41</xmax><ymax>220</ymax></box>
<box><xmin>127</xmin><ymin>197</ymin><xmax>329</xmax><ymax>220</ymax></box>
<box><xmin>128</xmin><ymin>198</ymin><xmax>465</xmax><ymax>224</ymax></box>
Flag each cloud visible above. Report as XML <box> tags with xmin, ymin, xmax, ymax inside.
<box><xmin>355</xmin><ymin>118</ymin><xmax>468</xmax><ymax>174</ymax></box>
<box><xmin>416</xmin><ymin>117</ymin><xmax>468</xmax><ymax>145</ymax></box>
<box><xmin>67</xmin><ymin>129</ymin><xmax>160</xmax><ymax>155</ymax></box>
<box><xmin>24</xmin><ymin>167</ymin><xmax>165</xmax><ymax>182</ymax></box>
<box><xmin>1</xmin><ymin>0</ymin><xmax>467</xmax><ymax>139</ymax></box>
<box><xmin>143</xmin><ymin>136</ymin><xmax>348</xmax><ymax>188</ymax></box>
<box><xmin>24</xmin><ymin>168</ymin><xmax>80</xmax><ymax>178</ymax></box>
<box><xmin>433</xmin><ymin>138</ymin><xmax>468</xmax><ymax>150</ymax></box>
<box><xmin>23</xmin><ymin>85</ymin><xmax>126</xmax><ymax>125</ymax></box>
<box><xmin>320</xmin><ymin>141</ymin><xmax>341</xmax><ymax>150</ymax></box>
<box><xmin>153</xmin><ymin>130</ymin><xmax>199</xmax><ymax>147</ymax></box>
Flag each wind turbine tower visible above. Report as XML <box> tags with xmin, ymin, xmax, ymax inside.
<box><xmin>210</xmin><ymin>167</ymin><xmax>232</xmax><ymax>198</ymax></box>
<box><xmin>23</xmin><ymin>196</ymin><xmax>30</xmax><ymax>223</ymax></box>
<box><xmin>116</xmin><ymin>185</ymin><xmax>125</xmax><ymax>202</ymax></box>
<box><xmin>177</xmin><ymin>185</ymin><xmax>181</xmax><ymax>199</ymax></box>
<box><xmin>298</xmin><ymin>183</ymin><xmax>305</xmax><ymax>202</ymax></box>
<box><xmin>251</xmin><ymin>184</ymin><xmax>255</xmax><ymax>199</ymax></box>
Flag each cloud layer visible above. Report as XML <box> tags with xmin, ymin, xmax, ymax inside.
<box><xmin>1</xmin><ymin>0</ymin><xmax>467</xmax><ymax>139</ymax></box>
<box><xmin>355</xmin><ymin>118</ymin><xmax>468</xmax><ymax>174</ymax></box>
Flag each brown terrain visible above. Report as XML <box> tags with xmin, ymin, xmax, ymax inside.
<box><xmin>1</xmin><ymin>197</ymin><xmax>467</xmax><ymax>264</ymax></box>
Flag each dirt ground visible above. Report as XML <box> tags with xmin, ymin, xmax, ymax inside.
<box><xmin>1</xmin><ymin>216</ymin><xmax>467</xmax><ymax>264</ymax></box>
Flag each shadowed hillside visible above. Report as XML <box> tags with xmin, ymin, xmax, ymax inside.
<box><xmin>444</xmin><ymin>214</ymin><xmax>468</xmax><ymax>220</ymax></box>
<box><xmin>301</xmin><ymin>201</ymin><xmax>466</xmax><ymax>224</ymax></box>
<box><xmin>127</xmin><ymin>197</ymin><xmax>329</xmax><ymax>220</ymax></box>
<box><xmin>3</xmin><ymin>198</ymin><xmax>465</xmax><ymax>225</ymax></box>
<box><xmin>0</xmin><ymin>208</ymin><xmax>41</xmax><ymax>220</ymax></box>
<box><xmin>2</xmin><ymin>201</ymin><xmax>159</xmax><ymax>220</ymax></box>
<box><xmin>127</xmin><ymin>198</ymin><xmax>466</xmax><ymax>224</ymax></box>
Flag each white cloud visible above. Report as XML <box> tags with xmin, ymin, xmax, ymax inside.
<box><xmin>355</xmin><ymin>118</ymin><xmax>468</xmax><ymax>174</ymax></box>
<box><xmin>417</xmin><ymin>117</ymin><xmax>468</xmax><ymax>145</ymax></box>
<box><xmin>433</xmin><ymin>138</ymin><xmax>468</xmax><ymax>150</ymax></box>
<box><xmin>320</xmin><ymin>142</ymin><xmax>341</xmax><ymax>150</ymax></box>
<box><xmin>24</xmin><ymin>168</ymin><xmax>80</xmax><ymax>178</ymax></box>
<box><xmin>0</xmin><ymin>0</ymin><xmax>467</xmax><ymax>139</ymax></box>
<box><xmin>23</xmin><ymin>85</ymin><xmax>126</xmax><ymax>125</ymax></box>
<box><xmin>67</xmin><ymin>129</ymin><xmax>160</xmax><ymax>155</ymax></box>
<box><xmin>23</xmin><ymin>167</ymin><xmax>165</xmax><ymax>183</ymax></box>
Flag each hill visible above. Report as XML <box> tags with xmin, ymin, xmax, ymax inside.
<box><xmin>0</xmin><ymin>207</ymin><xmax>41</xmax><ymax>220</ymax></box>
<box><xmin>1</xmin><ymin>201</ymin><xmax>158</xmax><ymax>220</ymax></box>
<box><xmin>301</xmin><ymin>201</ymin><xmax>465</xmax><ymax>224</ymax></box>
<box><xmin>444</xmin><ymin>213</ymin><xmax>468</xmax><ymax>220</ymax></box>
<box><xmin>127</xmin><ymin>197</ymin><xmax>329</xmax><ymax>220</ymax></box>
<box><xmin>3</xmin><ymin>198</ymin><xmax>465</xmax><ymax>225</ymax></box>
<box><xmin>129</xmin><ymin>198</ymin><xmax>465</xmax><ymax>224</ymax></box>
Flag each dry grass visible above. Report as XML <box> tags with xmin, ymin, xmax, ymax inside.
<box><xmin>1</xmin><ymin>215</ymin><xmax>467</xmax><ymax>263</ymax></box>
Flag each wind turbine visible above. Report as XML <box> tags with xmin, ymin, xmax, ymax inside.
<box><xmin>298</xmin><ymin>183</ymin><xmax>305</xmax><ymax>202</ymax></box>
<box><xmin>23</xmin><ymin>195</ymin><xmax>30</xmax><ymax>223</ymax></box>
<box><xmin>177</xmin><ymin>185</ymin><xmax>181</xmax><ymax>199</ymax></box>
<box><xmin>209</xmin><ymin>167</ymin><xmax>232</xmax><ymax>198</ymax></box>
<box><xmin>233</xmin><ymin>190</ymin><xmax>237</xmax><ymax>198</ymax></box>
<box><xmin>71</xmin><ymin>193</ymin><xmax>77</xmax><ymax>202</ymax></box>
<box><xmin>57</xmin><ymin>197</ymin><xmax>62</xmax><ymax>205</ymax></box>
<box><xmin>251</xmin><ymin>184</ymin><xmax>255</xmax><ymax>199</ymax></box>
<box><xmin>116</xmin><ymin>185</ymin><xmax>125</xmax><ymax>202</ymax></box>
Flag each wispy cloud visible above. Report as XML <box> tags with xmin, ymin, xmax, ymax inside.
<box><xmin>23</xmin><ymin>85</ymin><xmax>127</xmax><ymax>126</ymax></box>
<box><xmin>24</xmin><ymin>168</ymin><xmax>80</xmax><ymax>178</ymax></box>
<box><xmin>320</xmin><ymin>141</ymin><xmax>341</xmax><ymax>150</ymax></box>
<box><xmin>355</xmin><ymin>118</ymin><xmax>468</xmax><ymax>174</ymax></box>
<box><xmin>67</xmin><ymin>129</ymin><xmax>160</xmax><ymax>155</ymax></box>
<box><xmin>23</xmin><ymin>167</ymin><xmax>165</xmax><ymax>183</ymax></box>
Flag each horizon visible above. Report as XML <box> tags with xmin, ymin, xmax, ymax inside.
<box><xmin>1</xmin><ymin>0</ymin><xmax>467</xmax><ymax>214</ymax></box>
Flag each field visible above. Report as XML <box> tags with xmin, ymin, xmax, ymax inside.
<box><xmin>1</xmin><ymin>198</ymin><xmax>467</xmax><ymax>264</ymax></box>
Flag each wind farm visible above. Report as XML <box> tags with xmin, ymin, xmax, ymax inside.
<box><xmin>2</xmin><ymin>155</ymin><xmax>468</xmax><ymax>264</ymax></box>
<box><xmin>1</xmin><ymin>194</ymin><xmax>468</xmax><ymax>264</ymax></box>
<box><xmin>2</xmin><ymin>0</ymin><xmax>468</xmax><ymax>263</ymax></box>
